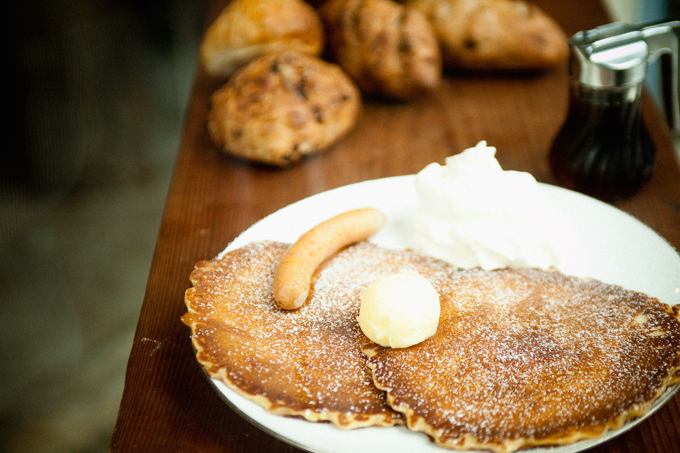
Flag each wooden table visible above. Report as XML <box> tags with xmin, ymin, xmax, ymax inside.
<box><xmin>110</xmin><ymin>1</ymin><xmax>680</xmax><ymax>451</ymax></box>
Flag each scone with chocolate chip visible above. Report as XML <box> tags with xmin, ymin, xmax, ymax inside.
<box><xmin>319</xmin><ymin>0</ymin><xmax>442</xmax><ymax>100</ymax></box>
<box><xmin>207</xmin><ymin>51</ymin><xmax>361</xmax><ymax>167</ymax></box>
<box><xmin>409</xmin><ymin>0</ymin><xmax>568</xmax><ymax>71</ymax></box>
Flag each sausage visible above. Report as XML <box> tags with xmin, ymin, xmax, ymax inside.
<box><xmin>272</xmin><ymin>207</ymin><xmax>387</xmax><ymax>310</ymax></box>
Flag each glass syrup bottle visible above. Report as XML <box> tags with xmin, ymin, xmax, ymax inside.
<box><xmin>549</xmin><ymin>21</ymin><xmax>680</xmax><ymax>202</ymax></box>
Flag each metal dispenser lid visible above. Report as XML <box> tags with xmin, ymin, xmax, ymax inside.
<box><xmin>571</xmin><ymin>21</ymin><xmax>679</xmax><ymax>88</ymax></box>
<box><xmin>570</xmin><ymin>20</ymin><xmax>680</xmax><ymax>131</ymax></box>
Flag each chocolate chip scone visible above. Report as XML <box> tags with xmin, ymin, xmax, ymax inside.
<box><xmin>207</xmin><ymin>51</ymin><xmax>361</xmax><ymax>166</ymax></box>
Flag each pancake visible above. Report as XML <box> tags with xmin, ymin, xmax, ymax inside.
<box><xmin>183</xmin><ymin>239</ymin><xmax>680</xmax><ymax>447</ymax></box>
<box><xmin>183</xmin><ymin>240</ymin><xmax>454</xmax><ymax>428</ymax></box>
<box><xmin>364</xmin><ymin>267</ymin><xmax>680</xmax><ymax>452</ymax></box>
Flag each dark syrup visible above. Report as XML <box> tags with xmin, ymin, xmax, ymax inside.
<box><xmin>549</xmin><ymin>84</ymin><xmax>656</xmax><ymax>202</ymax></box>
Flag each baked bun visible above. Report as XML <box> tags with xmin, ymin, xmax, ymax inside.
<box><xmin>200</xmin><ymin>0</ymin><xmax>325</xmax><ymax>78</ymax></box>
<box><xmin>207</xmin><ymin>51</ymin><xmax>361</xmax><ymax>167</ymax></box>
<box><xmin>409</xmin><ymin>0</ymin><xmax>569</xmax><ymax>71</ymax></box>
<box><xmin>319</xmin><ymin>0</ymin><xmax>442</xmax><ymax>100</ymax></box>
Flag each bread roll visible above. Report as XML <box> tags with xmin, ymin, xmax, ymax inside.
<box><xmin>200</xmin><ymin>0</ymin><xmax>324</xmax><ymax>78</ymax></box>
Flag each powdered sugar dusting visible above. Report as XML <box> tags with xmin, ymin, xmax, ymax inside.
<box><xmin>188</xmin><ymin>240</ymin><xmax>452</xmax><ymax>422</ymax></box>
<box><xmin>186</xmin><ymin>240</ymin><xmax>680</xmax><ymax>442</ymax></box>
<box><xmin>368</xmin><ymin>267</ymin><xmax>680</xmax><ymax>445</ymax></box>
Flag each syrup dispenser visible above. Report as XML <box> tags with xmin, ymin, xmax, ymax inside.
<box><xmin>549</xmin><ymin>20</ymin><xmax>680</xmax><ymax>202</ymax></box>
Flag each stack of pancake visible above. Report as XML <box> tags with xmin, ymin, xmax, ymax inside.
<box><xmin>183</xmin><ymin>240</ymin><xmax>680</xmax><ymax>452</ymax></box>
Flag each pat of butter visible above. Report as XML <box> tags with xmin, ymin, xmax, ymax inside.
<box><xmin>359</xmin><ymin>271</ymin><xmax>440</xmax><ymax>348</ymax></box>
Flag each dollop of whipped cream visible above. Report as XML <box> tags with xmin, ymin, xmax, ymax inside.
<box><xmin>414</xmin><ymin>141</ymin><xmax>557</xmax><ymax>270</ymax></box>
<box><xmin>359</xmin><ymin>271</ymin><xmax>440</xmax><ymax>348</ymax></box>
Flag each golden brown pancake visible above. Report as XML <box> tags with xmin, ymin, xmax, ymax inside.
<box><xmin>183</xmin><ymin>239</ymin><xmax>680</xmax><ymax>448</ymax></box>
<box><xmin>364</xmin><ymin>267</ymin><xmax>680</xmax><ymax>452</ymax></box>
<box><xmin>183</xmin><ymin>240</ymin><xmax>453</xmax><ymax>428</ymax></box>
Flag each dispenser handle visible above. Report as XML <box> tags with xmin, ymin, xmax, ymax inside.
<box><xmin>641</xmin><ymin>21</ymin><xmax>680</xmax><ymax>133</ymax></box>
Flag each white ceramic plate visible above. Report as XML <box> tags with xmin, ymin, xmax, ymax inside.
<box><xmin>210</xmin><ymin>175</ymin><xmax>680</xmax><ymax>453</ymax></box>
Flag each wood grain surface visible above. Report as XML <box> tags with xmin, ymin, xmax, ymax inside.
<box><xmin>110</xmin><ymin>1</ymin><xmax>680</xmax><ymax>452</ymax></box>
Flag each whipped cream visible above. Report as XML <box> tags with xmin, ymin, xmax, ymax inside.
<box><xmin>359</xmin><ymin>271</ymin><xmax>440</xmax><ymax>348</ymax></box>
<box><xmin>413</xmin><ymin>141</ymin><xmax>558</xmax><ymax>270</ymax></box>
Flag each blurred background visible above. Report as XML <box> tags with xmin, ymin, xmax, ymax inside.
<box><xmin>0</xmin><ymin>0</ymin><xmax>677</xmax><ymax>452</ymax></box>
<box><xmin>2</xmin><ymin>1</ymin><xmax>207</xmax><ymax>451</ymax></box>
